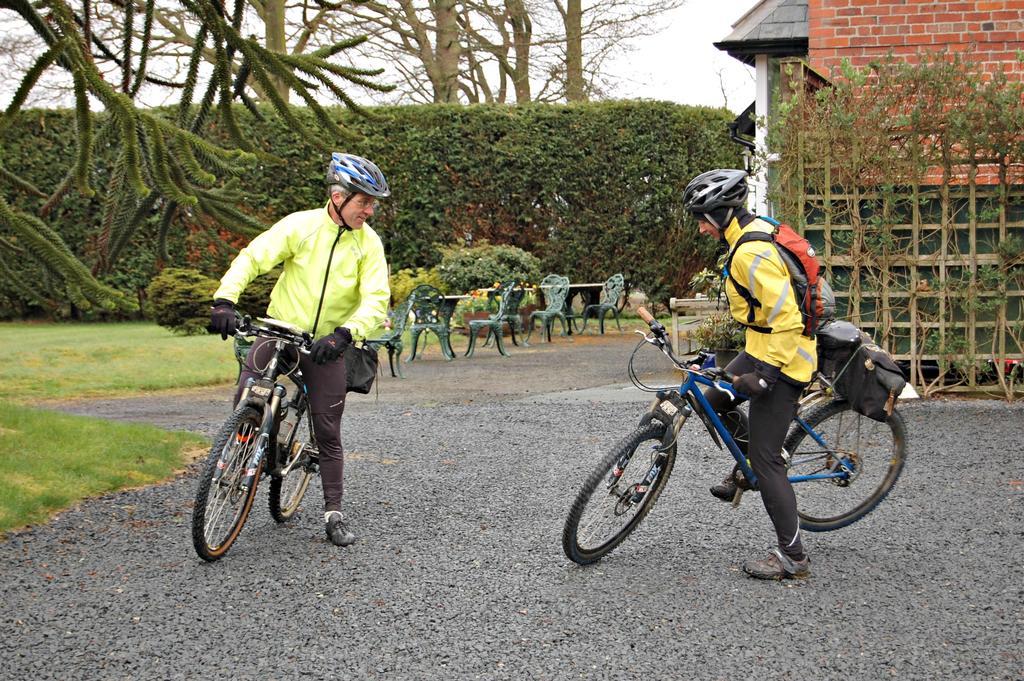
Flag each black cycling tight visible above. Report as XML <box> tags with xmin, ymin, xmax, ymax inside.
<box><xmin>705</xmin><ymin>353</ymin><xmax>806</xmax><ymax>560</ymax></box>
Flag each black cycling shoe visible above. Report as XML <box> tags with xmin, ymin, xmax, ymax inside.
<box><xmin>325</xmin><ymin>511</ymin><xmax>356</xmax><ymax>547</ymax></box>
<box><xmin>710</xmin><ymin>472</ymin><xmax>739</xmax><ymax>501</ymax></box>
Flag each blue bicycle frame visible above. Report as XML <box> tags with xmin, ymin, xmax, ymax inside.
<box><xmin>676</xmin><ymin>370</ymin><xmax>852</xmax><ymax>490</ymax></box>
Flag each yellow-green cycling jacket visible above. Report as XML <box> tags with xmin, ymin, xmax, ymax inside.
<box><xmin>213</xmin><ymin>202</ymin><xmax>390</xmax><ymax>341</ymax></box>
<box><xmin>723</xmin><ymin>216</ymin><xmax>817</xmax><ymax>384</ymax></box>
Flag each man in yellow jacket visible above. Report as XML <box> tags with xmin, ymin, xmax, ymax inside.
<box><xmin>683</xmin><ymin>169</ymin><xmax>816</xmax><ymax>580</ymax></box>
<box><xmin>208</xmin><ymin>152</ymin><xmax>391</xmax><ymax>547</ymax></box>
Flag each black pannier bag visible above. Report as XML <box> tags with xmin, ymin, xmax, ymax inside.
<box><xmin>817</xmin><ymin>320</ymin><xmax>907</xmax><ymax>422</ymax></box>
<box><xmin>344</xmin><ymin>343</ymin><xmax>379</xmax><ymax>394</ymax></box>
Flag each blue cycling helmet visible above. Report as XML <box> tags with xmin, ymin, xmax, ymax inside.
<box><xmin>325</xmin><ymin>152</ymin><xmax>391</xmax><ymax>198</ymax></box>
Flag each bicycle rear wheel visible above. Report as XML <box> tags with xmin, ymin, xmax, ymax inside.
<box><xmin>192</xmin><ymin>406</ymin><xmax>265</xmax><ymax>561</ymax></box>
<box><xmin>562</xmin><ymin>424</ymin><xmax>675</xmax><ymax>565</ymax></box>
<box><xmin>268</xmin><ymin>436</ymin><xmax>317</xmax><ymax>522</ymax></box>
<box><xmin>784</xmin><ymin>399</ymin><xmax>907</xmax><ymax>532</ymax></box>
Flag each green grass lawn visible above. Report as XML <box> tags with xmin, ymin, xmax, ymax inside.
<box><xmin>0</xmin><ymin>322</ymin><xmax>225</xmax><ymax>534</ymax></box>
<box><xmin>1</xmin><ymin>321</ymin><xmax>239</xmax><ymax>401</ymax></box>
<box><xmin>0</xmin><ymin>401</ymin><xmax>207</xmax><ymax>535</ymax></box>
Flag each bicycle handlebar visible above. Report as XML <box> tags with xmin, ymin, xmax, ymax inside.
<box><xmin>636</xmin><ymin>306</ymin><xmax>668</xmax><ymax>338</ymax></box>
<box><xmin>634</xmin><ymin>306</ymin><xmax>737</xmax><ymax>386</ymax></box>
<box><xmin>235</xmin><ymin>315</ymin><xmax>313</xmax><ymax>353</ymax></box>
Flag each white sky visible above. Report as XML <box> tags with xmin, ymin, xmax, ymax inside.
<box><xmin>0</xmin><ymin>1</ymin><xmax>762</xmax><ymax>112</ymax></box>
<box><xmin>603</xmin><ymin>0</ymin><xmax>760</xmax><ymax>113</ymax></box>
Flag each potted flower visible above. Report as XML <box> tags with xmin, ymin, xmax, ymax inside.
<box><xmin>690</xmin><ymin>311</ymin><xmax>745</xmax><ymax>368</ymax></box>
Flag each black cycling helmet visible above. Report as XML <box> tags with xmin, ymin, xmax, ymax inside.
<box><xmin>325</xmin><ymin>152</ymin><xmax>391</xmax><ymax>198</ymax></box>
<box><xmin>682</xmin><ymin>169</ymin><xmax>748</xmax><ymax>215</ymax></box>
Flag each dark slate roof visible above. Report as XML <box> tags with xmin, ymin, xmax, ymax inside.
<box><xmin>714</xmin><ymin>0</ymin><xmax>808</xmax><ymax>65</ymax></box>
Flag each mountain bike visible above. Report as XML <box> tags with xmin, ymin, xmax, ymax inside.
<box><xmin>562</xmin><ymin>307</ymin><xmax>908</xmax><ymax>565</ymax></box>
<box><xmin>192</xmin><ymin>317</ymin><xmax>321</xmax><ymax>561</ymax></box>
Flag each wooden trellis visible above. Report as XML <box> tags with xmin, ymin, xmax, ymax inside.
<box><xmin>796</xmin><ymin>177</ymin><xmax>1024</xmax><ymax>391</ymax></box>
<box><xmin>768</xmin><ymin>55</ymin><xmax>1024</xmax><ymax>396</ymax></box>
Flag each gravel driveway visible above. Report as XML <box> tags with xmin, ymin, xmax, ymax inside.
<box><xmin>3</xmin><ymin>333</ymin><xmax>1022</xmax><ymax>680</ymax></box>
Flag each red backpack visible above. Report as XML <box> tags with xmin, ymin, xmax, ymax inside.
<box><xmin>724</xmin><ymin>217</ymin><xmax>830</xmax><ymax>338</ymax></box>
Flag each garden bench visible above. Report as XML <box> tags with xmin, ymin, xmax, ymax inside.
<box><xmin>668</xmin><ymin>295</ymin><xmax>721</xmax><ymax>354</ymax></box>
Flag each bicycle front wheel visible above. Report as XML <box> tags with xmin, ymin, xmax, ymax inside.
<box><xmin>562</xmin><ymin>424</ymin><xmax>675</xmax><ymax>565</ymax></box>
<box><xmin>192</xmin><ymin>406</ymin><xmax>265</xmax><ymax>561</ymax></box>
<box><xmin>785</xmin><ymin>399</ymin><xmax>907</xmax><ymax>532</ymax></box>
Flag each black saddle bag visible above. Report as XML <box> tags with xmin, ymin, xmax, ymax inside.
<box><xmin>344</xmin><ymin>343</ymin><xmax>379</xmax><ymax>394</ymax></box>
<box><xmin>818</xmin><ymin>320</ymin><xmax>906</xmax><ymax>422</ymax></box>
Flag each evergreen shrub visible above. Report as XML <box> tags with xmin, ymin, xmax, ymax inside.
<box><xmin>146</xmin><ymin>267</ymin><xmax>278</xmax><ymax>334</ymax></box>
<box><xmin>2</xmin><ymin>102</ymin><xmax>739</xmax><ymax>318</ymax></box>
<box><xmin>437</xmin><ymin>242</ymin><xmax>542</xmax><ymax>292</ymax></box>
<box><xmin>390</xmin><ymin>267</ymin><xmax>447</xmax><ymax>304</ymax></box>
<box><xmin>146</xmin><ymin>268</ymin><xmax>219</xmax><ymax>335</ymax></box>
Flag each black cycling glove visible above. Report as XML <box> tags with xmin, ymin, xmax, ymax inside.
<box><xmin>733</xmin><ymin>361</ymin><xmax>782</xmax><ymax>399</ymax></box>
<box><xmin>310</xmin><ymin>327</ymin><xmax>353</xmax><ymax>365</ymax></box>
<box><xmin>208</xmin><ymin>299</ymin><xmax>237</xmax><ymax>340</ymax></box>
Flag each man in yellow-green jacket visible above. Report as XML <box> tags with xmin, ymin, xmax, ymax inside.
<box><xmin>208</xmin><ymin>152</ymin><xmax>391</xmax><ymax>548</ymax></box>
<box><xmin>683</xmin><ymin>169</ymin><xmax>816</xmax><ymax>581</ymax></box>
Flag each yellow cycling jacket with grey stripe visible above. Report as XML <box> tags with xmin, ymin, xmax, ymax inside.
<box><xmin>213</xmin><ymin>203</ymin><xmax>390</xmax><ymax>341</ymax></box>
<box><xmin>723</xmin><ymin>217</ymin><xmax>817</xmax><ymax>384</ymax></box>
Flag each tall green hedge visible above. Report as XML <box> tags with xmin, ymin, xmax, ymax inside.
<box><xmin>1</xmin><ymin>101</ymin><xmax>739</xmax><ymax>318</ymax></box>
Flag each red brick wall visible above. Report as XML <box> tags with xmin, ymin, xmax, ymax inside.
<box><xmin>808</xmin><ymin>1</ymin><xmax>1024</xmax><ymax>79</ymax></box>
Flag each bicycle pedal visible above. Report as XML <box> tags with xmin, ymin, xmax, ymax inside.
<box><xmin>730</xmin><ymin>488</ymin><xmax>744</xmax><ymax>508</ymax></box>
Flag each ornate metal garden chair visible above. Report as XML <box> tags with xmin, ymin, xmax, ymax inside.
<box><xmin>365</xmin><ymin>293</ymin><xmax>416</xmax><ymax>378</ymax></box>
<box><xmin>579</xmin><ymin>272</ymin><xmax>625</xmax><ymax>334</ymax></box>
<box><xmin>406</xmin><ymin>284</ymin><xmax>455</xmax><ymax>361</ymax></box>
<box><xmin>464</xmin><ymin>279</ymin><xmax>519</xmax><ymax>358</ymax></box>
<box><xmin>525</xmin><ymin>274</ymin><xmax>570</xmax><ymax>343</ymax></box>
<box><xmin>488</xmin><ymin>281</ymin><xmax>528</xmax><ymax>347</ymax></box>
